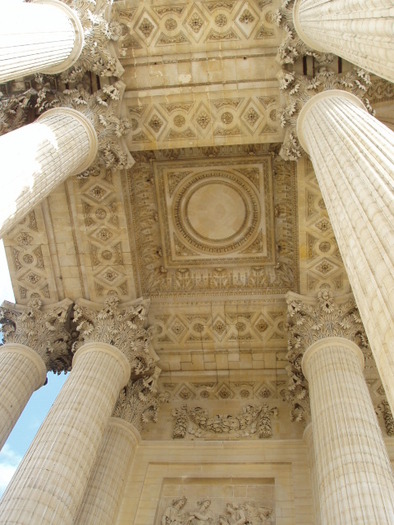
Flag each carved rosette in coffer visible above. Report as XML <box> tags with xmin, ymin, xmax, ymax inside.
<box><xmin>154</xmin><ymin>156</ymin><xmax>275</xmax><ymax>268</ymax></box>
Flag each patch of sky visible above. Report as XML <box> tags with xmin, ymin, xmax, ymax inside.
<box><xmin>0</xmin><ymin>240</ymin><xmax>67</xmax><ymax>496</ymax></box>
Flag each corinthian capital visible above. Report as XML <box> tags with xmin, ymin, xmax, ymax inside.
<box><xmin>74</xmin><ymin>294</ymin><xmax>158</xmax><ymax>377</ymax></box>
<box><xmin>284</xmin><ymin>290</ymin><xmax>369</xmax><ymax>422</ymax></box>
<box><xmin>113</xmin><ymin>366</ymin><xmax>167</xmax><ymax>431</ymax></box>
<box><xmin>0</xmin><ymin>298</ymin><xmax>74</xmax><ymax>374</ymax></box>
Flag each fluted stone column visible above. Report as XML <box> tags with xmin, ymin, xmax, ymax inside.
<box><xmin>75</xmin><ymin>365</ymin><xmax>161</xmax><ymax>525</ymax></box>
<box><xmin>0</xmin><ymin>299</ymin><xmax>73</xmax><ymax>450</ymax></box>
<box><xmin>0</xmin><ymin>342</ymin><xmax>131</xmax><ymax>525</ymax></box>
<box><xmin>74</xmin><ymin>418</ymin><xmax>140</xmax><ymax>525</ymax></box>
<box><xmin>303</xmin><ymin>337</ymin><xmax>394</xmax><ymax>524</ymax></box>
<box><xmin>303</xmin><ymin>424</ymin><xmax>321</xmax><ymax>525</ymax></box>
<box><xmin>0</xmin><ymin>295</ymin><xmax>156</xmax><ymax>525</ymax></box>
<box><xmin>0</xmin><ymin>107</ymin><xmax>98</xmax><ymax>236</ymax></box>
<box><xmin>0</xmin><ymin>0</ymin><xmax>84</xmax><ymax>83</ymax></box>
<box><xmin>293</xmin><ymin>0</ymin><xmax>394</xmax><ymax>82</ymax></box>
<box><xmin>0</xmin><ymin>344</ymin><xmax>46</xmax><ymax>450</ymax></box>
<box><xmin>287</xmin><ymin>291</ymin><xmax>394</xmax><ymax>524</ymax></box>
<box><xmin>297</xmin><ymin>89</ymin><xmax>394</xmax><ymax>414</ymax></box>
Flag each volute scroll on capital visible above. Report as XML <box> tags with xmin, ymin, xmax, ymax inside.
<box><xmin>0</xmin><ymin>298</ymin><xmax>74</xmax><ymax>374</ymax></box>
<box><xmin>73</xmin><ymin>294</ymin><xmax>159</xmax><ymax>378</ymax></box>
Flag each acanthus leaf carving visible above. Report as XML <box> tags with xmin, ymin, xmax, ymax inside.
<box><xmin>0</xmin><ymin>298</ymin><xmax>74</xmax><ymax>374</ymax></box>
<box><xmin>73</xmin><ymin>294</ymin><xmax>158</xmax><ymax>377</ymax></box>
<box><xmin>284</xmin><ymin>290</ymin><xmax>370</xmax><ymax>422</ymax></box>
<box><xmin>172</xmin><ymin>403</ymin><xmax>278</xmax><ymax>439</ymax></box>
<box><xmin>113</xmin><ymin>366</ymin><xmax>168</xmax><ymax>430</ymax></box>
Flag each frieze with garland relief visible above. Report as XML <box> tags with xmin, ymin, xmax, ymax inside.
<box><xmin>127</xmin><ymin>147</ymin><xmax>298</xmax><ymax>297</ymax></box>
<box><xmin>172</xmin><ymin>403</ymin><xmax>278</xmax><ymax>439</ymax></box>
<box><xmin>113</xmin><ymin>0</ymin><xmax>279</xmax><ymax>59</ymax></box>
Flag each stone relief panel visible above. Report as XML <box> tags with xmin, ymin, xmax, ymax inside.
<box><xmin>126</xmin><ymin>146</ymin><xmax>298</xmax><ymax>297</ymax></box>
<box><xmin>114</xmin><ymin>0</ymin><xmax>280</xmax><ymax>58</ymax></box>
<box><xmin>125</xmin><ymin>88</ymin><xmax>281</xmax><ymax>151</ymax></box>
<box><xmin>172</xmin><ymin>403</ymin><xmax>278</xmax><ymax>439</ymax></box>
<box><xmin>156</xmin><ymin>479</ymin><xmax>275</xmax><ymax>525</ymax></box>
<box><xmin>3</xmin><ymin>209</ymin><xmax>59</xmax><ymax>304</ymax></box>
<box><xmin>296</xmin><ymin>158</ymin><xmax>351</xmax><ymax>295</ymax></box>
<box><xmin>66</xmin><ymin>166</ymin><xmax>137</xmax><ymax>302</ymax></box>
<box><xmin>154</xmin><ymin>157</ymin><xmax>275</xmax><ymax>267</ymax></box>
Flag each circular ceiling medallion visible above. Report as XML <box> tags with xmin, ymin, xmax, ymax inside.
<box><xmin>173</xmin><ymin>171</ymin><xmax>260</xmax><ymax>254</ymax></box>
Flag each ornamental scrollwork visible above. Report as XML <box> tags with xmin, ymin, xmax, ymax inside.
<box><xmin>284</xmin><ymin>290</ymin><xmax>369</xmax><ymax>422</ymax></box>
<box><xmin>113</xmin><ymin>366</ymin><xmax>168</xmax><ymax>430</ymax></box>
<box><xmin>73</xmin><ymin>294</ymin><xmax>158</xmax><ymax>377</ymax></box>
<box><xmin>0</xmin><ymin>298</ymin><xmax>74</xmax><ymax>374</ymax></box>
<box><xmin>172</xmin><ymin>403</ymin><xmax>278</xmax><ymax>439</ymax></box>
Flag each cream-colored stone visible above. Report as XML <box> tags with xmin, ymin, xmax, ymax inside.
<box><xmin>0</xmin><ymin>0</ymin><xmax>84</xmax><ymax>82</ymax></box>
<box><xmin>293</xmin><ymin>0</ymin><xmax>394</xmax><ymax>82</ymax></box>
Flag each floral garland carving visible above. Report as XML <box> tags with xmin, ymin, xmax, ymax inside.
<box><xmin>172</xmin><ymin>403</ymin><xmax>278</xmax><ymax>439</ymax></box>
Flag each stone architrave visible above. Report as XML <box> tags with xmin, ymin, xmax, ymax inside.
<box><xmin>0</xmin><ymin>295</ymin><xmax>153</xmax><ymax>525</ymax></box>
<box><xmin>0</xmin><ymin>107</ymin><xmax>98</xmax><ymax>237</ymax></box>
<box><xmin>0</xmin><ymin>0</ymin><xmax>84</xmax><ymax>83</ymax></box>
<box><xmin>0</xmin><ymin>298</ymin><xmax>73</xmax><ymax>450</ymax></box>
<box><xmin>287</xmin><ymin>291</ymin><xmax>394</xmax><ymax>524</ymax></box>
<box><xmin>296</xmin><ymin>89</ymin><xmax>394</xmax><ymax>414</ymax></box>
<box><xmin>293</xmin><ymin>0</ymin><xmax>394</xmax><ymax>82</ymax></box>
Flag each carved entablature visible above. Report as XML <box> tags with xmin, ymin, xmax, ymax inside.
<box><xmin>74</xmin><ymin>294</ymin><xmax>158</xmax><ymax>377</ymax></box>
<box><xmin>172</xmin><ymin>403</ymin><xmax>278</xmax><ymax>439</ymax></box>
<box><xmin>0</xmin><ymin>298</ymin><xmax>74</xmax><ymax>374</ymax></box>
<box><xmin>284</xmin><ymin>290</ymin><xmax>369</xmax><ymax>422</ymax></box>
<box><xmin>113</xmin><ymin>365</ymin><xmax>168</xmax><ymax>430</ymax></box>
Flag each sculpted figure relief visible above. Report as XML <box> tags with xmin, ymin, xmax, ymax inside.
<box><xmin>187</xmin><ymin>499</ymin><xmax>213</xmax><ymax>524</ymax></box>
<box><xmin>162</xmin><ymin>496</ymin><xmax>188</xmax><ymax>525</ymax></box>
<box><xmin>160</xmin><ymin>498</ymin><xmax>274</xmax><ymax>525</ymax></box>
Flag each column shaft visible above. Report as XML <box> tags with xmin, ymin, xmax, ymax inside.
<box><xmin>293</xmin><ymin>0</ymin><xmax>394</xmax><ymax>82</ymax></box>
<box><xmin>75</xmin><ymin>418</ymin><xmax>139</xmax><ymax>525</ymax></box>
<box><xmin>0</xmin><ymin>342</ymin><xmax>130</xmax><ymax>525</ymax></box>
<box><xmin>0</xmin><ymin>344</ymin><xmax>46</xmax><ymax>450</ymax></box>
<box><xmin>303</xmin><ymin>337</ymin><xmax>394</xmax><ymax>524</ymax></box>
<box><xmin>0</xmin><ymin>0</ymin><xmax>84</xmax><ymax>83</ymax></box>
<box><xmin>303</xmin><ymin>424</ymin><xmax>321</xmax><ymax>525</ymax></box>
<box><xmin>0</xmin><ymin>107</ymin><xmax>97</xmax><ymax>236</ymax></box>
<box><xmin>297</xmin><ymin>90</ymin><xmax>394</xmax><ymax>413</ymax></box>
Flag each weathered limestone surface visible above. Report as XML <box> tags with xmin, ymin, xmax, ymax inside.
<box><xmin>75</xmin><ymin>418</ymin><xmax>140</xmax><ymax>525</ymax></box>
<box><xmin>0</xmin><ymin>344</ymin><xmax>46</xmax><ymax>451</ymax></box>
<box><xmin>0</xmin><ymin>342</ymin><xmax>130</xmax><ymax>525</ymax></box>
<box><xmin>0</xmin><ymin>107</ymin><xmax>97</xmax><ymax>237</ymax></box>
<box><xmin>293</xmin><ymin>0</ymin><xmax>394</xmax><ymax>82</ymax></box>
<box><xmin>303</xmin><ymin>337</ymin><xmax>394</xmax><ymax>524</ymax></box>
<box><xmin>297</xmin><ymin>90</ymin><xmax>394</xmax><ymax>414</ymax></box>
<box><xmin>0</xmin><ymin>0</ymin><xmax>83</xmax><ymax>82</ymax></box>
